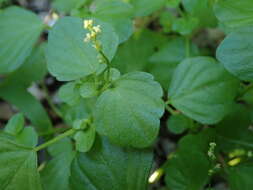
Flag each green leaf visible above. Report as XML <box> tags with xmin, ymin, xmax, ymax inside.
<box><xmin>167</xmin><ymin>114</ymin><xmax>193</xmax><ymax>134</ymax></box>
<box><xmin>3</xmin><ymin>115</ymin><xmax>38</xmax><ymax>147</ymax></box>
<box><xmin>172</xmin><ymin>16</ymin><xmax>199</xmax><ymax>35</ymax></box>
<box><xmin>16</xmin><ymin>127</ymin><xmax>38</xmax><ymax>148</ymax></box>
<box><xmin>214</xmin><ymin>0</ymin><xmax>253</xmax><ymax>31</ymax></box>
<box><xmin>216</xmin><ymin>104</ymin><xmax>253</xmax><ymax>152</ymax></box>
<box><xmin>52</xmin><ymin>0</ymin><xmax>87</xmax><ymax>13</ymax></box>
<box><xmin>165</xmin><ymin>130</ymin><xmax>214</xmax><ymax>190</ymax></box>
<box><xmin>94</xmin><ymin>72</ymin><xmax>164</xmax><ymax>148</ymax></box>
<box><xmin>227</xmin><ymin>163</ymin><xmax>253</xmax><ymax>190</ymax></box>
<box><xmin>58</xmin><ymin>82</ymin><xmax>80</xmax><ymax>105</ymax></box>
<box><xmin>91</xmin><ymin>0</ymin><xmax>133</xmax><ymax>43</ymax></box>
<box><xmin>129</xmin><ymin>0</ymin><xmax>165</xmax><ymax>17</ymax></box>
<box><xmin>74</xmin><ymin>125</ymin><xmax>96</xmax><ymax>152</ymax></box>
<box><xmin>148</xmin><ymin>37</ymin><xmax>199</xmax><ymax>89</ymax></box>
<box><xmin>168</xmin><ymin>57</ymin><xmax>239</xmax><ymax>124</ymax></box>
<box><xmin>41</xmin><ymin>138</ymin><xmax>75</xmax><ymax>190</ymax></box>
<box><xmin>61</xmin><ymin>99</ymin><xmax>94</xmax><ymax>125</ymax></box>
<box><xmin>4</xmin><ymin>113</ymin><xmax>24</xmax><ymax>135</ymax></box>
<box><xmin>0</xmin><ymin>6</ymin><xmax>44</xmax><ymax>73</ymax></box>
<box><xmin>48</xmin><ymin>138</ymin><xmax>73</xmax><ymax>157</ymax></box>
<box><xmin>70</xmin><ymin>135</ymin><xmax>153</xmax><ymax>190</ymax></box>
<box><xmin>0</xmin><ymin>85</ymin><xmax>52</xmax><ymax>133</ymax></box>
<box><xmin>159</xmin><ymin>11</ymin><xmax>174</xmax><ymax>33</ymax></box>
<box><xmin>112</xmin><ymin>29</ymin><xmax>167</xmax><ymax>73</ymax></box>
<box><xmin>6</xmin><ymin>44</ymin><xmax>48</xmax><ymax>86</ymax></box>
<box><xmin>216</xmin><ymin>27</ymin><xmax>253</xmax><ymax>82</ymax></box>
<box><xmin>47</xmin><ymin>17</ymin><xmax>118</xmax><ymax>81</ymax></box>
<box><xmin>105</xmin><ymin>68</ymin><xmax>121</xmax><ymax>82</ymax></box>
<box><xmin>182</xmin><ymin>0</ymin><xmax>217</xmax><ymax>27</ymax></box>
<box><xmin>0</xmin><ymin>133</ymin><xmax>42</xmax><ymax>190</ymax></box>
<box><xmin>79</xmin><ymin>82</ymin><xmax>97</xmax><ymax>98</ymax></box>
<box><xmin>46</xmin><ymin>17</ymin><xmax>98</xmax><ymax>81</ymax></box>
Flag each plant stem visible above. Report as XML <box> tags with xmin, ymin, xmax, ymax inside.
<box><xmin>34</xmin><ymin>128</ymin><xmax>75</xmax><ymax>152</ymax></box>
<box><xmin>165</xmin><ymin>104</ymin><xmax>178</xmax><ymax>115</ymax></box>
<box><xmin>38</xmin><ymin>126</ymin><xmax>70</xmax><ymax>136</ymax></box>
<box><xmin>41</xmin><ymin>82</ymin><xmax>62</xmax><ymax>118</ymax></box>
<box><xmin>99</xmin><ymin>50</ymin><xmax>111</xmax><ymax>82</ymax></box>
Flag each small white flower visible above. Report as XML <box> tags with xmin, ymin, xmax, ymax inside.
<box><xmin>84</xmin><ymin>33</ymin><xmax>92</xmax><ymax>42</ymax></box>
<box><xmin>83</xmin><ymin>19</ymin><xmax>93</xmax><ymax>29</ymax></box>
<box><xmin>90</xmin><ymin>31</ymin><xmax>97</xmax><ymax>38</ymax></box>
<box><xmin>93</xmin><ymin>25</ymin><xmax>101</xmax><ymax>34</ymax></box>
<box><xmin>207</xmin><ymin>142</ymin><xmax>216</xmax><ymax>160</ymax></box>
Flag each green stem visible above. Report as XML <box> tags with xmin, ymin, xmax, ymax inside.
<box><xmin>165</xmin><ymin>104</ymin><xmax>178</xmax><ymax>115</ymax></box>
<box><xmin>34</xmin><ymin>128</ymin><xmax>76</xmax><ymax>152</ymax></box>
<box><xmin>38</xmin><ymin>126</ymin><xmax>70</xmax><ymax>136</ymax></box>
<box><xmin>41</xmin><ymin>82</ymin><xmax>63</xmax><ymax>118</ymax></box>
<box><xmin>99</xmin><ymin>50</ymin><xmax>111</xmax><ymax>82</ymax></box>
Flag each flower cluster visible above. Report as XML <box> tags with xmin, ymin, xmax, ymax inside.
<box><xmin>83</xmin><ymin>19</ymin><xmax>102</xmax><ymax>50</ymax></box>
<box><xmin>207</xmin><ymin>142</ymin><xmax>216</xmax><ymax>160</ymax></box>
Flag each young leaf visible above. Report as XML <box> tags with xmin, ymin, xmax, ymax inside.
<box><xmin>61</xmin><ymin>99</ymin><xmax>94</xmax><ymax>125</ymax></box>
<box><xmin>168</xmin><ymin>57</ymin><xmax>239</xmax><ymax>124</ymax></box>
<box><xmin>16</xmin><ymin>127</ymin><xmax>38</xmax><ymax>147</ymax></box>
<box><xmin>58</xmin><ymin>82</ymin><xmax>80</xmax><ymax>106</ymax></box>
<box><xmin>3</xmin><ymin>115</ymin><xmax>38</xmax><ymax>147</ymax></box>
<box><xmin>172</xmin><ymin>16</ymin><xmax>199</xmax><ymax>36</ymax></box>
<box><xmin>0</xmin><ymin>6</ymin><xmax>44</xmax><ymax>73</ymax></box>
<box><xmin>70</xmin><ymin>135</ymin><xmax>153</xmax><ymax>190</ymax></box>
<box><xmin>94</xmin><ymin>72</ymin><xmax>164</xmax><ymax>148</ymax></box>
<box><xmin>4</xmin><ymin>113</ymin><xmax>24</xmax><ymax>135</ymax></box>
<box><xmin>0</xmin><ymin>133</ymin><xmax>42</xmax><ymax>190</ymax></box>
<box><xmin>74</xmin><ymin>125</ymin><xmax>96</xmax><ymax>152</ymax></box>
<box><xmin>216</xmin><ymin>27</ymin><xmax>253</xmax><ymax>82</ymax></box>
<box><xmin>79</xmin><ymin>82</ymin><xmax>97</xmax><ymax>98</ymax></box>
<box><xmin>167</xmin><ymin>114</ymin><xmax>193</xmax><ymax>134</ymax></box>
<box><xmin>214</xmin><ymin>0</ymin><xmax>253</xmax><ymax>31</ymax></box>
<box><xmin>105</xmin><ymin>68</ymin><xmax>121</xmax><ymax>82</ymax></box>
